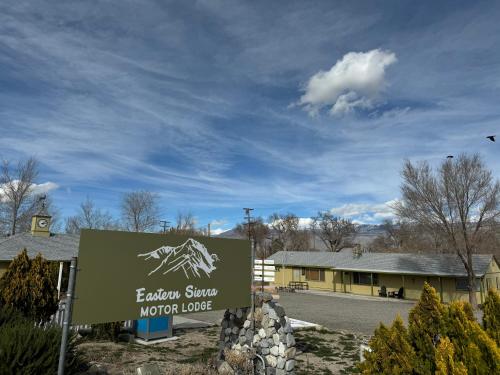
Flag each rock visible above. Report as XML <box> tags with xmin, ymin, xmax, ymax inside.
<box><xmin>261</xmin><ymin>347</ymin><xmax>270</xmax><ymax>355</ymax></box>
<box><xmin>272</xmin><ymin>333</ymin><xmax>280</xmax><ymax>346</ymax></box>
<box><xmin>262</xmin><ymin>292</ymin><xmax>273</xmax><ymax>302</ymax></box>
<box><xmin>236</xmin><ymin>309</ymin><xmax>243</xmax><ymax>319</ymax></box>
<box><xmin>265</xmin><ymin>327</ymin><xmax>276</xmax><ymax>337</ymax></box>
<box><xmin>253</xmin><ymin>334</ymin><xmax>261</xmax><ymax>344</ymax></box>
<box><xmin>277</xmin><ymin>356</ymin><xmax>286</xmax><ymax>369</ymax></box>
<box><xmin>224</xmin><ymin>328</ymin><xmax>231</xmax><ymax>335</ymax></box>
<box><xmin>266</xmin><ymin>368</ymin><xmax>276</xmax><ymax>375</ymax></box>
<box><xmin>222</xmin><ymin>320</ymin><xmax>228</xmax><ymax>328</ymax></box>
<box><xmin>260</xmin><ymin>339</ymin><xmax>269</xmax><ymax>348</ymax></box>
<box><xmin>283</xmin><ymin>318</ymin><xmax>293</xmax><ymax>333</ymax></box>
<box><xmin>275</xmin><ymin>369</ymin><xmax>286</xmax><ymax>375</ymax></box>
<box><xmin>285</xmin><ymin>360</ymin><xmax>295</xmax><ymax>371</ymax></box>
<box><xmin>270</xmin><ymin>346</ymin><xmax>279</xmax><ymax>356</ymax></box>
<box><xmin>279</xmin><ymin>333</ymin><xmax>287</xmax><ymax>343</ymax></box>
<box><xmin>231</xmin><ymin>326</ymin><xmax>239</xmax><ymax>335</ymax></box>
<box><xmin>245</xmin><ymin>329</ymin><xmax>253</xmax><ymax>342</ymax></box>
<box><xmin>243</xmin><ymin>319</ymin><xmax>251</xmax><ymax>329</ymax></box>
<box><xmin>259</xmin><ymin>328</ymin><xmax>266</xmax><ymax>338</ymax></box>
<box><xmin>218</xmin><ymin>361</ymin><xmax>235</xmax><ymax>375</ymax></box>
<box><xmin>262</xmin><ymin>303</ymin><xmax>270</xmax><ymax>314</ymax></box>
<box><xmin>268</xmin><ymin>308</ymin><xmax>278</xmax><ymax>320</ymax></box>
<box><xmin>286</xmin><ymin>333</ymin><xmax>295</xmax><ymax>347</ymax></box>
<box><xmin>265</xmin><ymin>355</ymin><xmax>277</xmax><ymax>368</ymax></box>
<box><xmin>238</xmin><ymin>336</ymin><xmax>247</xmax><ymax>345</ymax></box>
<box><xmin>278</xmin><ymin>342</ymin><xmax>286</xmax><ymax>356</ymax></box>
<box><xmin>284</xmin><ymin>347</ymin><xmax>296</xmax><ymax>360</ymax></box>
<box><xmin>273</xmin><ymin>304</ymin><xmax>286</xmax><ymax>318</ymax></box>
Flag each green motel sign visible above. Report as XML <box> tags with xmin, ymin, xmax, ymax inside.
<box><xmin>72</xmin><ymin>230</ymin><xmax>251</xmax><ymax>324</ymax></box>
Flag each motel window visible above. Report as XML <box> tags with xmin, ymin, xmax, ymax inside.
<box><xmin>352</xmin><ymin>272</ymin><xmax>378</xmax><ymax>286</ymax></box>
<box><xmin>305</xmin><ymin>268</ymin><xmax>325</xmax><ymax>282</ymax></box>
<box><xmin>455</xmin><ymin>278</ymin><xmax>480</xmax><ymax>291</ymax></box>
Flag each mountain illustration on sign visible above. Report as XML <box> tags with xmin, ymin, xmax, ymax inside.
<box><xmin>138</xmin><ymin>238</ymin><xmax>219</xmax><ymax>279</ymax></box>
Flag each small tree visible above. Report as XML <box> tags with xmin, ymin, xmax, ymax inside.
<box><xmin>444</xmin><ymin>300</ymin><xmax>500</xmax><ymax>374</ymax></box>
<box><xmin>408</xmin><ymin>282</ymin><xmax>446</xmax><ymax>375</ymax></box>
<box><xmin>482</xmin><ymin>289</ymin><xmax>500</xmax><ymax>346</ymax></box>
<box><xmin>311</xmin><ymin>212</ymin><xmax>357</xmax><ymax>252</ymax></box>
<box><xmin>0</xmin><ymin>250</ymin><xmax>58</xmax><ymax>322</ymax></box>
<box><xmin>235</xmin><ymin>217</ymin><xmax>269</xmax><ymax>257</ymax></box>
<box><xmin>65</xmin><ymin>197</ymin><xmax>117</xmax><ymax>234</ymax></box>
<box><xmin>360</xmin><ymin>315</ymin><xmax>415</xmax><ymax>374</ymax></box>
<box><xmin>435</xmin><ymin>337</ymin><xmax>467</xmax><ymax>375</ymax></box>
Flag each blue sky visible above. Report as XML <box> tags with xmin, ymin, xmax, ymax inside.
<box><xmin>1</xmin><ymin>1</ymin><xmax>500</xmax><ymax>233</ymax></box>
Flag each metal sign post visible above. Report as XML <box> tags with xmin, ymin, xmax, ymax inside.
<box><xmin>58</xmin><ymin>257</ymin><xmax>77</xmax><ymax>375</ymax></box>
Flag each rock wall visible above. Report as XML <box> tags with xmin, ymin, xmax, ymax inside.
<box><xmin>218</xmin><ymin>293</ymin><xmax>296</xmax><ymax>375</ymax></box>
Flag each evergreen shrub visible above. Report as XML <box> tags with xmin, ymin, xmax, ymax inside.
<box><xmin>482</xmin><ymin>289</ymin><xmax>500</xmax><ymax>346</ymax></box>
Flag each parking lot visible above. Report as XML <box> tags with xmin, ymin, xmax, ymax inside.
<box><xmin>186</xmin><ymin>290</ymin><xmax>414</xmax><ymax>335</ymax></box>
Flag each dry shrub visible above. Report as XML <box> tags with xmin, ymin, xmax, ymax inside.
<box><xmin>224</xmin><ymin>349</ymin><xmax>253</xmax><ymax>374</ymax></box>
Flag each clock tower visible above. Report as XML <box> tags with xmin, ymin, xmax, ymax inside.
<box><xmin>31</xmin><ymin>196</ymin><xmax>51</xmax><ymax>237</ymax></box>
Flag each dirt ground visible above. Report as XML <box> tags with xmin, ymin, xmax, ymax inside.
<box><xmin>77</xmin><ymin>326</ymin><xmax>368</xmax><ymax>375</ymax></box>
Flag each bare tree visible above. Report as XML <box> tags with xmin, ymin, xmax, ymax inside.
<box><xmin>310</xmin><ymin>212</ymin><xmax>357</xmax><ymax>252</ymax></box>
<box><xmin>394</xmin><ymin>153</ymin><xmax>500</xmax><ymax>308</ymax></box>
<box><xmin>121</xmin><ymin>190</ymin><xmax>159</xmax><ymax>232</ymax></box>
<box><xmin>0</xmin><ymin>157</ymin><xmax>43</xmax><ymax>235</ymax></box>
<box><xmin>65</xmin><ymin>197</ymin><xmax>118</xmax><ymax>234</ymax></box>
<box><xmin>169</xmin><ymin>211</ymin><xmax>200</xmax><ymax>236</ymax></box>
<box><xmin>268</xmin><ymin>213</ymin><xmax>309</xmax><ymax>252</ymax></box>
<box><xmin>235</xmin><ymin>217</ymin><xmax>270</xmax><ymax>258</ymax></box>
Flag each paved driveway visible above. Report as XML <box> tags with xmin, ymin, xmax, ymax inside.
<box><xmin>277</xmin><ymin>291</ymin><xmax>413</xmax><ymax>335</ymax></box>
<box><xmin>185</xmin><ymin>291</ymin><xmax>414</xmax><ymax>335</ymax></box>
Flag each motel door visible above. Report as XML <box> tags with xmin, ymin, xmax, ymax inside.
<box><xmin>293</xmin><ymin>269</ymin><xmax>301</xmax><ymax>281</ymax></box>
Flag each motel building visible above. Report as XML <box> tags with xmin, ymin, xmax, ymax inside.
<box><xmin>268</xmin><ymin>250</ymin><xmax>500</xmax><ymax>304</ymax></box>
<box><xmin>0</xmin><ymin>211</ymin><xmax>78</xmax><ymax>290</ymax></box>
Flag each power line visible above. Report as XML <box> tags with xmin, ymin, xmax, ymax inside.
<box><xmin>159</xmin><ymin>220</ymin><xmax>170</xmax><ymax>234</ymax></box>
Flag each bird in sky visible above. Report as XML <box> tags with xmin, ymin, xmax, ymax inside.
<box><xmin>446</xmin><ymin>155</ymin><xmax>453</xmax><ymax>159</ymax></box>
<box><xmin>486</xmin><ymin>135</ymin><xmax>496</xmax><ymax>142</ymax></box>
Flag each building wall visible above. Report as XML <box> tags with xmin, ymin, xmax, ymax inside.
<box><xmin>274</xmin><ymin>262</ymin><xmax>497</xmax><ymax>304</ymax></box>
<box><xmin>274</xmin><ymin>266</ymin><xmax>334</xmax><ymax>291</ymax></box>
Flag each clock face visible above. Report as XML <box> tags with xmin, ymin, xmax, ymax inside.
<box><xmin>37</xmin><ymin>219</ymin><xmax>48</xmax><ymax>228</ymax></box>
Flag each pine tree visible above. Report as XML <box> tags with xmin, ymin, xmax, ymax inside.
<box><xmin>0</xmin><ymin>249</ymin><xmax>32</xmax><ymax>317</ymax></box>
<box><xmin>408</xmin><ymin>282</ymin><xmax>446</xmax><ymax>375</ymax></box>
<box><xmin>444</xmin><ymin>300</ymin><xmax>500</xmax><ymax>375</ymax></box>
<box><xmin>0</xmin><ymin>250</ymin><xmax>58</xmax><ymax>322</ymax></box>
<box><xmin>360</xmin><ymin>315</ymin><xmax>416</xmax><ymax>374</ymax></box>
<box><xmin>29</xmin><ymin>254</ymin><xmax>58</xmax><ymax>322</ymax></box>
<box><xmin>482</xmin><ymin>289</ymin><xmax>500</xmax><ymax>346</ymax></box>
<box><xmin>435</xmin><ymin>337</ymin><xmax>467</xmax><ymax>375</ymax></box>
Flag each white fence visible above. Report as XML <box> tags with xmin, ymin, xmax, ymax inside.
<box><xmin>50</xmin><ymin>301</ymin><xmax>134</xmax><ymax>332</ymax></box>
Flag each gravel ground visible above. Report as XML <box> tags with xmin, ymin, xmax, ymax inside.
<box><xmin>185</xmin><ymin>291</ymin><xmax>414</xmax><ymax>335</ymax></box>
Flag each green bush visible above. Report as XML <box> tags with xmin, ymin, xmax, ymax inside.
<box><xmin>0</xmin><ymin>313</ymin><xmax>85</xmax><ymax>374</ymax></box>
<box><xmin>435</xmin><ymin>337</ymin><xmax>467</xmax><ymax>375</ymax></box>
<box><xmin>444</xmin><ymin>300</ymin><xmax>500</xmax><ymax>375</ymax></box>
<box><xmin>0</xmin><ymin>249</ymin><xmax>58</xmax><ymax>322</ymax></box>
<box><xmin>482</xmin><ymin>289</ymin><xmax>500</xmax><ymax>346</ymax></box>
<box><xmin>408</xmin><ymin>282</ymin><xmax>446</xmax><ymax>375</ymax></box>
<box><xmin>360</xmin><ymin>315</ymin><xmax>416</xmax><ymax>374</ymax></box>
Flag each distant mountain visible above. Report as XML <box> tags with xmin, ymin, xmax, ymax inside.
<box><xmin>215</xmin><ymin>224</ymin><xmax>387</xmax><ymax>250</ymax></box>
<box><xmin>138</xmin><ymin>238</ymin><xmax>219</xmax><ymax>279</ymax></box>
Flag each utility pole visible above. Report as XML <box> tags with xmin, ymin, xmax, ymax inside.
<box><xmin>207</xmin><ymin>223</ymin><xmax>211</xmax><ymax>237</ymax></box>
<box><xmin>160</xmin><ymin>220</ymin><xmax>170</xmax><ymax>234</ymax></box>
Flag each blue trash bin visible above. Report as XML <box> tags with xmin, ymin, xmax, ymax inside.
<box><xmin>135</xmin><ymin>315</ymin><xmax>173</xmax><ymax>341</ymax></box>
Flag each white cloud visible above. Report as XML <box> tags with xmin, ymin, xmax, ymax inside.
<box><xmin>298</xmin><ymin>49</ymin><xmax>397</xmax><ymax>116</ymax></box>
<box><xmin>329</xmin><ymin>199</ymin><xmax>398</xmax><ymax>224</ymax></box>
<box><xmin>0</xmin><ymin>181</ymin><xmax>58</xmax><ymax>202</ymax></box>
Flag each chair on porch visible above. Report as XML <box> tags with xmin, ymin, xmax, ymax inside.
<box><xmin>395</xmin><ymin>287</ymin><xmax>404</xmax><ymax>299</ymax></box>
<box><xmin>378</xmin><ymin>285</ymin><xmax>387</xmax><ymax>297</ymax></box>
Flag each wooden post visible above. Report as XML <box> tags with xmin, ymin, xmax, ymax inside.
<box><xmin>57</xmin><ymin>261</ymin><xmax>64</xmax><ymax>299</ymax></box>
<box><xmin>480</xmin><ymin>277</ymin><xmax>484</xmax><ymax>305</ymax></box>
<box><xmin>333</xmin><ymin>270</ymin><xmax>337</xmax><ymax>292</ymax></box>
<box><xmin>370</xmin><ymin>272</ymin><xmax>374</xmax><ymax>296</ymax></box>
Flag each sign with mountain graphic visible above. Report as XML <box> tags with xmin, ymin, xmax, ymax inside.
<box><xmin>72</xmin><ymin>230</ymin><xmax>251</xmax><ymax>324</ymax></box>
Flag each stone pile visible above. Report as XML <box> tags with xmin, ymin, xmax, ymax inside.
<box><xmin>218</xmin><ymin>293</ymin><xmax>296</xmax><ymax>375</ymax></box>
